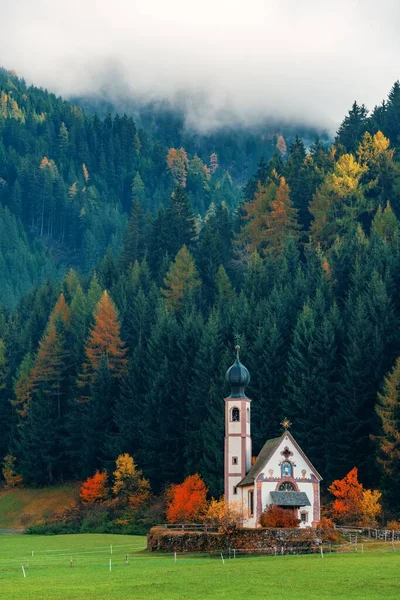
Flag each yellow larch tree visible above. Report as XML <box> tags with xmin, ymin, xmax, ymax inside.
<box><xmin>161</xmin><ymin>245</ymin><xmax>200</xmax><ymax>311</ymax></box>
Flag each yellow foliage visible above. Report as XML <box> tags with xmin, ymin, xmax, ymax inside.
<box><xmin>112</xmin><ymin>453</ymin><xmax>150</xmax><ymax>511</ymax></box>
<box><xmin>162</xmin><ymin>245</ymin><xmax>200</xmax><ymax>311</ymax></box>
<box><xmin>203</xmin><ymin>498</ymin><xmax>244</xmax><ymax>532</ymax></box>
<box><xmin>357</xmin><ymin>131</ymin><xmax>393</xmax><ymax>166</ymax></box>
<box><xmin>330</xmin><ymin>154</ymin><xmax>367</xmax><ymax>197</ymax></box>
<box><xmin>359</xmin><ymin>489</ymin><xmax>382</xmax><ymax>526</ymax></box>
<box><xmin>166</xmin><ymin>147</ymin><xmax>189</xmax><ymax>187</ymax></box>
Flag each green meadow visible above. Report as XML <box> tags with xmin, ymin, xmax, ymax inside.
<box><xmin>0</xmin><ymin>534</ymin><xmax>399</xmax><ymax>600</ymax></box>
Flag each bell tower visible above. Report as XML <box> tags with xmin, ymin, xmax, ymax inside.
<box><xmin>224</xmin><ymin>346</ymin><xmax>252</xmax><ymax>504</ymax></box>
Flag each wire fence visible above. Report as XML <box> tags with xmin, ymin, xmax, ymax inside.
<box><xmin>1</xmin><ymin>538</ymin><xmax>399</xmax><ymax>580</ymax></box>
<box><xmin>336</xmin><ymin>526</ymin><xmax>400</xmax><ymax>541</ymax></box>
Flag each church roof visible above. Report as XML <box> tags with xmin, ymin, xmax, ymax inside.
<box><xmin>237</xmin><ymin>436</ymin><xmax>282</xmax><ymax>487</ymax></box>
<box><xmin>237</xmin><ymin>430</ymin><xmax>322</xmax><ymax>487</ymax></box>
<box><xmin>270</xmin><ymin>491</ymin><xmax>311</xmax><ymax>507</ymax></box>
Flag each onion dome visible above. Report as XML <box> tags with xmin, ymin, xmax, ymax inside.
<box><xmin>225</xmin><ymin>345</ymin><xmax>250</xmax><ymax>398</ymax></box>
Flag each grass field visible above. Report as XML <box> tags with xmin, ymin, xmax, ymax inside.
<box><xmin>0</xmin><ymin>534</ymin><xmax>399</xmax><ymax>599</ymax></box>
<box><xmin>0</xmin><ymin>485</ymin><xmax>79</xmax><ymax>529</ymax></box>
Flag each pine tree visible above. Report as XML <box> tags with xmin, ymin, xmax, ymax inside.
<box><xmin>375</xmin><ymin>357</ymin><xmax>400</xmax><ymax>514</ymax></box>
<box><xmin>185</xmin><ymin>310</ymin><xmax>227</xmax><ymax>496</ymax></box>
<box><xmin>336</xmin><ymin>101</ymin><xmax>369</xmax><ymax>153</ymax></box>
<box><xmin>285</xmin><ymin>135</ymin><xmax>314</xmax><ymax>230</ymax></box>
<box><xmin>120</xmin><ymin>199</ymin><xmax>148</xmax><ymax>269</ymax></box>
<box><xmin>0</xmin><ymin>339</ymin><xmax>10</xmax><ymax>463</ymax></box>
<box><xmin>80</xmin><ymin>357</ymin><xmax>118</xmax><ymax>476</ymax></box>
<box><xmin>16</xmin><ymin>295</ymin><xmax>71</xmax><ymax>483</ymax></box>
<box><xmin>166</xmin><ymin>185</ymin><xmax>196</xmax><ymax>257</ymax></box>
<box><xmin>131</xmin><ymin>172</ymin><xmax>145</xmax><ymax>204</ymax></box>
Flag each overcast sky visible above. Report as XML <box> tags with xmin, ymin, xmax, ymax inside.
<box><xmin>1</xmin><ymin>0</ymin><xmax>399</xmax><ymax>131</ymax></box>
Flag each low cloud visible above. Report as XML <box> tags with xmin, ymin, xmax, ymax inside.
<box><xmin>1</xmin><ymin>0</ymin><xmax>399</xmax><ymax>132</ymax></box>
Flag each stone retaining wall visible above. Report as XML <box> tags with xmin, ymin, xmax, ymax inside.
<box><xmin>147</xmin><ymin>526</ymin><xmax>320</xmax><ymax>554</ymax></box>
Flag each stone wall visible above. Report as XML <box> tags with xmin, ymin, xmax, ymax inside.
<box><xmin>147</xmin><ymin>526</ymin><xmax>320</xmax><ymax>554</ymax></box>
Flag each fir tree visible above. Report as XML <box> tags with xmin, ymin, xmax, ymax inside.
<box><xmin>375</xmin><ymin>357</ymin><xmax>400</xmax><ymax>514</ymax></box>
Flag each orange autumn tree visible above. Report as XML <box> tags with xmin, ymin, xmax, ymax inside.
<box><xmin>328</xmin><ymin>467</ymin><xmax>382</xmax><ymax>526</ymax></box>
<box><xmin>15</xmin><ymin>293</ymin><xmax>71</xmax><ymax>417</ymax></box>
<box><xmin>80</xmin><ymin>471</ymin><xmax>108</xmax><ymax>504</ymax></box>
<box><xmin>264</xmin><ymin>176</ymin><xmax>301</xmax><ymax>256</ymax></box>
<box><xmin>329</xmin><ymin>467</ymin><xmax>363</xmax><ymax>521</ymax></box>
<box><xmin>78</xmin><ymin>291</ymin><xmax>127</xmax><ymax>391</ymax></box>
<box><xmin>166</xmin><ymin>474</ymin><xmax>208</xmax><ymax>523</ymax></box>
<box><xmin>238</xmin><ymin>180</ymin><xmax>277</xmax><ymax>255</ymax></box>
<box><xmin>166</xmin><ymin>147</ymin><xmax>189</xmax><ymax>187</ymax></box>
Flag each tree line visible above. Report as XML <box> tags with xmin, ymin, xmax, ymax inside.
<box><xmin>1</xmin><ymin>74</ymin><xmax>400</xmax><ymax>517</ymax></box>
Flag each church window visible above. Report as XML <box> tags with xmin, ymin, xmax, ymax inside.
<box><xmin>281</xmin><ymin>461</ymin><xmax>293</xmax><ymax>477</ymax></box>
<box><xmin>248</xmin><ymin>491</ymin><xmax>254</xmax><ymax>516</ymax></box>
<box><xmin>300</xmin><ymin>512</ymin><xmax>308</xmax><ymax>523</ymax></box>
<box><xmin>246</xmin><ymin>408</ymin><xmax>250</xmax><ymax>422</ymax></box>
<box><xmin>231</xmin><ymin>407</ymin><xmax>240</xmax><ymax>422</ymax></box>
<box><xmin>279</xmin><ymin>482</ymin><xmax>295</xmax><ymax>491</ymax></box>
<box><xmin>233</xmin><ymin>486</ymin><xmax>238</xmax><ymax>495</ymax></box>
<box><xmin>232</xmin><ymin>457</ymin><xmax>238</xmax><ymax>465</ymax></box>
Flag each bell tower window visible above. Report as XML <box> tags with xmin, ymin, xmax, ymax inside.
<box><xmin>231</xmin><ymin>407</ymin><xmax>240</xmax><ymax>422</ymax></box>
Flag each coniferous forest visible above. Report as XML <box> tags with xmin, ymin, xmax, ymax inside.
<box><xmin>1</xmin><ymin>68</ymin><xmax>400</xmax><ymax>517</ymax></box>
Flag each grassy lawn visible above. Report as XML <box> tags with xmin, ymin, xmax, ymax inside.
<box><xmin>0</xmin><ymin>485</ymin><xmax>79</xmax><ymax>529</ymax></box>
<box><xmin>0</xmin><ymin>533</ymin><xmax>399</xmax><ymax>599</ymax></box>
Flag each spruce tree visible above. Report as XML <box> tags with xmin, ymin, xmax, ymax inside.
<box><xmin>375</xmin><ymin>357</ymin><xmax>400</xmax><ymax>514</ymax></box>
<box><xmin>184</xmin><ymin>310</ymin><xmax>227</xmax><ymax>496</ymax></box>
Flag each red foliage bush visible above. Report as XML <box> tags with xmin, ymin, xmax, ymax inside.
<box><xmin>259</xmin><ymin>506</ymin><xmax>299</xmax><ymax>528</ymax></box>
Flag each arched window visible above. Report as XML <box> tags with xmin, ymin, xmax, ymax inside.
<box><xmin>281</xmin><ymin>461</ymin><xmax>293</xmax><ymax>477</ymax></box>
<box><xmin>279</xmin><ymin>482</ymin><xmax>295</xmax><ymax>491</ymax></box>
<box><xmin>231</xmin><ymin>407</ymin><xmax>240</xmax><ymax>422</ymax></box>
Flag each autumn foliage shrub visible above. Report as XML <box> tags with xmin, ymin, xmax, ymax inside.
<box><xmin>317</xmin><ymin>517</ymin><xmax>335</xmax><ymax>530</ymax></box>
<box><xmin>203</xmin><ymin>498</ymin><xmax>244</xmax><ymax>533</ymax></box>
<box><xmin>166</xmin><ymin>474</ymin><xmax>208</xmax><ymax>523</ymax></box>
<box><xmin>259</xmin><ymin>506</ymin><xmax>299</xmax><ymax>529</ymax></box>
<box><xmin>80</xmin><ymin>471</ymin><xmax>108</xmax><ymax>504</ymax></box>
<box><xmin>316</xmin><ymin>517</ymin><xmax>341</xmax><ymax>543</ymax></box>
<box><xmin>386</xmin><ymin>520</ymin><xmax>400</xmax><ymax>530</ymax></box>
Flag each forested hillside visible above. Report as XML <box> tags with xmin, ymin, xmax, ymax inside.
<box><xmin>1</xmin><ymin>70</ymin><xmax>400</xmax><ymax>517</ymax></box>
<box><xmin>0</xmin><ymin>69</ymin><xmax>317</xmax><ymax>308</ymax></box>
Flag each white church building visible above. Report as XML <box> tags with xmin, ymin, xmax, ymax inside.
<box><xmin>224</xmin><ymin>347</ymin><xmax>322</xmax><ymax>528</ymax></box>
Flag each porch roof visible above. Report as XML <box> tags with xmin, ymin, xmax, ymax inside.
<box><xmin>270</xmin><ymin>491</ymin><xmax>311</xmax><ymax>507</ymax></box>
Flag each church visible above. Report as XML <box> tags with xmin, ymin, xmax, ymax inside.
<box><xmin>224</xmin><ymin>347</ymin><xmax>322</xmax><ymax>528</ymax></box>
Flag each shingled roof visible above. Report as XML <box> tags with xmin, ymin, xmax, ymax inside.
<box><xmin>270</xmin><ymin>491</ymin><xmax>311</xmax><ymax>507</ymax></box>
<box><xmin>237</xmin><ymin>436</ymin><xmax>282</xmax><ymax>487</ymax></box>
<box><xmin>237</xmin><ymin>430</ymin><xmax>322</xmax><ymax>487</ymax></box>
